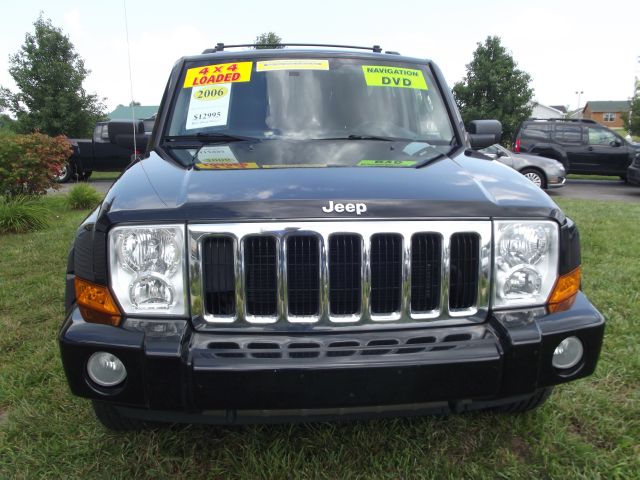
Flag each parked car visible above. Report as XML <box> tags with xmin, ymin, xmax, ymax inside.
<box><xmin>480</xmin><ymin>144</ymin><xmax>565</xmax><ymax>189</ymax></box>
<box><xmin>514</xmin><ymin>118</ymin><xmax>640</xmax><ymax>179</ymax></box>
<box><xmin>59</xmin><ymin>44</ymin><xmax>604</xmax><ymax>430</ymax></box>
<box><xmin>627</xmin><ymin>145</ymin><xmax>640</xmax><ymax>185</ymax></box>
<box><xmin>60</xmin><ymin>120</ymin><xmax>149</xmax><ymax>183</ymax></box>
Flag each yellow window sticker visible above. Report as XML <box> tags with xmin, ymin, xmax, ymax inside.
<box><xmin>196</xmin><ymin>162</ymin><xmax>259</xmax><ymax>170</ymax></box>
<box><xmin>186</xmin><ymin>85</ymin><xmax>231</xmax><ymax>130</ymax></box>
<box><xmin>362</xmin><ymin>65</ymin><xmax>428</xmax><ymax>90</ymax></box>
<box><xmin>357</xmin><ymin>160</ymin><xmax>417</xmax><ymax>167</ymax></box>
<box><xmin>196</xmin><ymin>146</ymin><xmax>238</xmax><ymax>164</ymax></box>
<box><xmin>184</xmin><ymin>62</ymin><xmax>252</xmax><ymax>88</ymax></box>
<box><xmin>256</xmin><ymin>59</ymin><xmax>329</xmax><ymax>72</ymax></box>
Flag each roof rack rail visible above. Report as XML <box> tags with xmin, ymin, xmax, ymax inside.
<box><xmin>202</xmin><ymin>43</ymin><xmax>384</xmax><ymax>54</ymax></box>
<box><xmin>527</xmin><ymin>118</ymin><xmax>597</xmax><ymax>124</ymax></box>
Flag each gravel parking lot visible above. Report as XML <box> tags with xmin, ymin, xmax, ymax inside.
<box><xmin>55</xmin><ymin>177</ymin><xmax>640</xmax><ymax>202</ymax></box>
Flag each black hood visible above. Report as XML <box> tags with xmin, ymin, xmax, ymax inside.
<box><xmin>102</xmin><ymin>142</ymin><xmax>564</xmax><ymax>224</ymax></box>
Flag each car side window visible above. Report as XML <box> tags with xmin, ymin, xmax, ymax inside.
<box><xmin>553</xmin><ymin>125</ymin><xmax>582</xmax><ymax>144</ymax></box>
<box><xmin>522</xmin><ymin>123</ymin><xmax>551</xmax><ymax>140</ymax></box>
<box><xmin>588</xmin><ymin>128</ymin><xmax>616</xmax><ymax>146</ymax></box>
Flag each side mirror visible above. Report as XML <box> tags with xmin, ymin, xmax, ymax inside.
<box><xmin>468</xmin><ymin>120</ymin><xmax>503</xmax><ymax>150</ymax></box>
<box><xmin>610</xmin><ymin>139</ymin><xmax>622</xmax><ymax>147</ymax></box>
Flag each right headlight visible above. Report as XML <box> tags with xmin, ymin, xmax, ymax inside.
<box><xmin>109</xmin><ymin>225</ymin><xmax>187</xmax><ymax>316</ymax></box>
<box><xmin>493</xmin><ymin>220</ymin><xmax>559</xmax><ymax>309</ymax></box>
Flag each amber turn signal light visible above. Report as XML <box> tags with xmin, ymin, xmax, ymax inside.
<box><xmin>548</xmin><ymin>266</ymin><xmax>581</xmax><ymax>313</ymax></box>
<box><xmin>74</xmin><ymin>277</ymin><xmax>122</xmax><ymax>326</ymax></box>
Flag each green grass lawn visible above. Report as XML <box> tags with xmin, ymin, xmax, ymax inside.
<box><xmin>89</xmin><ymin>171</ymin><xmax>121</xmax><ymax>181</ymax></box>
<box><xmin>1</xmin><ymin>196</ymin><xmax>638</xmax><ymax>479</ymax></box>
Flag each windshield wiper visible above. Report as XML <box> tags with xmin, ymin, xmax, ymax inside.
<box><xmin>414</xmin><ymin>151</ymin><xmax>454</xmax><ymax>169</ymax></box>
<box><xmin>319</xmin><ymin>134</ymin><xmax>415</xmax><ymax>142</ymax></box>
<box><xmin>163</xmin><ymin>132</ymin><xmax>256</xmax><ymax>143</ymax></box>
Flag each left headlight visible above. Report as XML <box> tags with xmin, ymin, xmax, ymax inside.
<box><xmin>493</xmin><ymin>220</ymin><xmax>559</xmax><ymax>309</ymax></box>
<box><xmin>109</xmin><ymin>225</ymin><xmax>187</xmax><ymax>316</ymax></box>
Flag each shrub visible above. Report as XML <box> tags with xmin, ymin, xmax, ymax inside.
<box><xmin>67</xmin><ymin>183</ymin><xmax>102</xmax><ymax>210</ymax></box>
<box><xmin>0</xmin><ymin>132</ymin><xmax>72</xmax><ymax>196</ymax></box>
<box><xmin>0</xmin><ymin>195</ymin><xmax>50</xmax><ymax>233</ymax></box>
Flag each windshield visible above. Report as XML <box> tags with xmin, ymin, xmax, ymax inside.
<box><xmin>165</xmin><ymin>56</ymin><xmax>456</xmax><ymax>169</ymax></box>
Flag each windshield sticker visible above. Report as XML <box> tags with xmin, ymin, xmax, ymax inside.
<box><xmin>256</xmin><ymin>59</ymin><xmax>330</xmax><ymax>72</ymax></box>
<box><xmin>196</xmin><ymin>162</ymin><xmax>259</xmax><ymax>170</ymax></box>
<box><xmin>402</xmin><ymin>142</ymin><xmax>432</xmax><ymax>156</ymax></box>
<box><xmin>362</xmin><ymin>66</ymin><xmax>428</xmax><ymax>90</ymax></box>
<box><xmin>196</xmin><ymin>145</ymin><xmax>239</xmax><ymax>164</ymax></box>
<box><xmin>185</xmin><ymin>84</ymin><xmax>231</xmax><ymax>130</ymax></box>
<box><xmin>263</xmin><ymin>163</ymin><xmax>326</xmax><ymax>168</ymax></box>
<box><xmin>357</xmin><ymin>160</ymin><xmax>417</xmax><ymax>167</ymax></box>
<box><xmin>183</xmin><ymin>62</ymin><xmax>252</xmax><ymax>88</ymax></box>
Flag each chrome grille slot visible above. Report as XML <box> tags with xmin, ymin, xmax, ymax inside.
<box><xmin>244</xmin><ymin>236</ymin><xmax>278</xmax><ymax>317</ymax></box>
<box><xmin>449</xmin><ymin>233</ymin><xmax>480</xmax><ymax>310</ymax></box>
<box><xmin>190</xmin><ymin>221</ymin><xmax>491</xmax><ymax>330</ymax></box>
<box><xmin>286</xmin><ymin>235</ymin><xmax>320</xmax><ymax>316</ymax></box>
<box><xmin>329</xmin><ymin>234</ymin><xmax>362</xmax><ymax>316</ymax></box>
<box><xmin>202</xmin><ymin>237</ymin><xmax>236</xmax><ymax>316</ymax></box>
<box><xmin>410</xmin><ymin>233</ymin><xmax>441</xmax><ymax>313</ymax></box>
<box><xmin>370</xmin><ymin>234</ymin><xmax>402</xmax><ymax>315</ymax></box>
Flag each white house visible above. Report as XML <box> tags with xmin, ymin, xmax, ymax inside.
<box><xmin>530</xmin><ymin>102</ymin><xmax>565</xmax><ymax>119</ymax></box>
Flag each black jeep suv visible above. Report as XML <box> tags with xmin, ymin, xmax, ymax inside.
<box><xmin>59</xmin><ymin>44</ymin><xmax>604</xmax><ymax>430</ymax></box>
<box><xmin>514</xmin><ymin>118</ymin><xmax>640</xmax><ymax>178</ymax></box>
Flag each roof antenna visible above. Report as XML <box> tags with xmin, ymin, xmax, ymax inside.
<box><xmin>123</xmin><ymin>0</ymin><xmax>137</xmax><ymax>157</ymax></box>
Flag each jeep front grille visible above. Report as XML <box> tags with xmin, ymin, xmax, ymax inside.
<box><xmin>189</xmin><ymin>221</ymin><xmax>491</xmax><ymax>330</ymax></box>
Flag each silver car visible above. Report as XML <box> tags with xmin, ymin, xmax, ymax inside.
<box><xmin>480</xmin><ymin>144</ymin><xmax>566</xmax><ymax>189</ymax></box>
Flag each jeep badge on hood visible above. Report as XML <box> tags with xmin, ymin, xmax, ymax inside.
<box><xmin>322</xmin><ymin>201</ymin><xmax>367</xmax><ymax>215</ymax></box>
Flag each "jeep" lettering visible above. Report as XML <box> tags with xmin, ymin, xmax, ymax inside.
<box><xmin>321</xmin><ymin>201</ymin><xmax>367</xmax><ymax>215</ymax></box>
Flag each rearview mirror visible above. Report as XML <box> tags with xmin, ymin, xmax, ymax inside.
<box><xmin>468</xmin><ymin>120</ymin><xmax>502</xmax><ymax>150</ymax></box>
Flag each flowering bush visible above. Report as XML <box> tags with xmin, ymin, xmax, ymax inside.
<box><xmin>0</xmin><ymin>132</ymin><xmax>72</xmax><ymax>196</ymax></box>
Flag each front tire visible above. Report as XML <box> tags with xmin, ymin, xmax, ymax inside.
<box><xmin>92</xmin><ymin>401</ymin><xmax>146</xmax><ymax>431</ymax></box>
<box><xmin>493</xmin><ymin>387</ymin><xmax>554</xmax><ymax>413</ymax></box>
<box><xmin>54</xmin><ymin>161</ymin><xmax>74</xmax><ymax>183</ymax></box>
<box><xmin>521</xmin><ymin>168</ymin><xmax>547</xmax><ymax>189</ymax></box>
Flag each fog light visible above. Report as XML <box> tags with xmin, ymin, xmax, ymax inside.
<box><xmin>552</xmin><ymin>336</ymin><xmax>584</xmax><ymax>370</ymax></box>
<box><xmin>87</xmin><ymin>352</ymin><xmax>127</xmax><ymax>387</ymax></box>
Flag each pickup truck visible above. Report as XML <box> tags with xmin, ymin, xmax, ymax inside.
<box><xmin>59</xmin><ymin>44</ymin><xmax>605</xmax><ymax>430</ymax></box>
<box><xmin>60</xmin><ymin>120</ymin><xmax>148</xmax><ymax>182</ymax></box>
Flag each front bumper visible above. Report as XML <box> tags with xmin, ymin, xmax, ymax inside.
<box><xmin>59</xmin><ymin>292</ymin><xmax>604</xmax><ymax>423</ymax></box>
<box><xmin>547</xmin><ymin>175</ymin><xmax>567</xmax><ymax>188</ymax></box>
<box><xmin>627</xmin><ymin>164</ymin><xmax>640</xmax><ymax>185</ymax></box>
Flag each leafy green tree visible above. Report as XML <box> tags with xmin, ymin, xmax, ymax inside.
<box><xmin>453</xmin><ymin>36</ymin><xmax>534</xmax><ymax>145</ymax></box>
<box><xmin>0</xmin><ymin>15</ymin><xmax>106</xmax><ymax>137</ymax></box>
<box><xmin>254</xmin><ymin>32</ymin><xmax>283</xmax><ymax>49</ymax></box>
<box><xmin>0</xmin><ymin>114</ymin><xmax>17</xmax><ymax>134</ymax></box>
<box><xmin>621</xmin><ymin>84</ymin><xmax>640</xmax><ymax>136</ymax></box>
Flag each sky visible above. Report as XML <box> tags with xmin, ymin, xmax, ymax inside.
<box><xmin>1</xmin><ymin>0</ymin><xmax>639</xmax><ymax>113</ymax></box>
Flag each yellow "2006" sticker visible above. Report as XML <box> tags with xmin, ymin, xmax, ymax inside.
<box><xmin>193</xmin><ymin>86</ymin><xmax>229</xmax><ymax>101</ymax></box>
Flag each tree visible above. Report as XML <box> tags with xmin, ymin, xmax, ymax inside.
<box><xmin>453</xmin><ymin>36</ymin><xmax>534</xmax><ymax>145</ymax></box>
<box><xmin>621</xmin><ymin>83</ymin><xmax>640</xmax><ymax>136</ymax></box>
<box><xmin>0</xmin><ymin>15</ymin><xmax>106</xmax><ymax>137</ymax></box>
<box><xmin>254</xmin><ymin>32</ymin><xmax>283</xmax><ymax>49</ymax></box>
<box><xmin>129</xmin><ymin>101</ymin><xmax>141</xmax><ymax>107</ymax></box>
